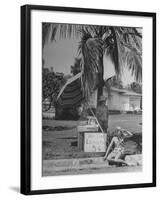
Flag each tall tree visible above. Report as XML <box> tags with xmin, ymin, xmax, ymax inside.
<box><xmin>42</xmin><ymin>23</ymin><xmax>142</xmax><ymax>103</ymax></box>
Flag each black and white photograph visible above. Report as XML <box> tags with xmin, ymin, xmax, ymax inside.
<box><xmin>42</xmin><ymin>23</ymin><xmax>143</xmax><ymax>176</ymax></box>
<box><xmin>20</xmin><ymin>5</ymin><xmax>156</xmax><ymax>194</ymax></box>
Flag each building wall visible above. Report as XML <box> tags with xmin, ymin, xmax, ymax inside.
<box><xmin>129</xmin><ymin>96</ymin><xmax>141</xmax><ymax>111</ymax></box>
<box><xmin>107</xmin><ymin>91</ymin><xmax>130</xmax><ymax>111</ymax></box>
<box><xmin>89</xmin><ymin>89</ymin><xmax>141</xmax><ymax>111</ymax></box>
<box><xmin>104</xmin><ymin>90</ymin><xmax>141</xmax><ymax>111</ymax></box>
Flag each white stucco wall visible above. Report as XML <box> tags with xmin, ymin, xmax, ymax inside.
<box><xmin>129</xmin><ymin>96</ymin><xmax>141</xmax><ymax>111</ymax></box>
<box><xmin>105</xmin><ymin>90</ymin><xmax>141</xmax><ymax>111</ymax></box>
<box><xmin>89</xmin><ymin>89</ymin><xmax>141</xmax><ymax>111</ymax></box>
<box><xmin>107</xmin><ymin>91</ymin><xmax>130</xmax><ymax>111</ymax></box>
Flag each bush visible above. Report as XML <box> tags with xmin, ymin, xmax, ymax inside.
<box><xmin>55</xmin><ymin>107</ymin><xmax>80</xmax><ymax>120</ymax></box>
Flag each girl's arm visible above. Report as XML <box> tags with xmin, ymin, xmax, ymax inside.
<box><xmin>122</xmin><ymin>129</ymin><xmax>133</xmax><ymax>138</ymax></box>
<box><xmin>104</xmin><ymin>137</ymin><xmax>115</xmax><ymax>159</ymax></box>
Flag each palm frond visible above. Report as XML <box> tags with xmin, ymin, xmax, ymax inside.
<box><xmin>104</xmin><ymin>27</ymin><xmax>142</xmax><ymax>82</ymax></box>
<box><xmin>125</xmin><ymin>51</ymin><xmax>142</xmax><ymax>82</ymax></box>
<box><xmin>116</xmin><ymin>27</ymin><xmax>142</xmax><ymax>82</ymax></box>
<box><xmin>104</xmin><ymin>27</ymin><xmax>124</xmax><ymax>77</ymax></box>
<box><xmin>42</xmin><ymin>23</ymin><xmax>51</xmax><ymax>48</ymax></box>
<box><xmin>43</xmin><ymin>23</ymin><xmax>84</xmax><ymax>47</ymax></box>
<box><xmin>117</xmin><ymin>27</ymin><xmax>142</xmax><ymax>56</ymax></box>
<box><xmin>78</xmin><ymin>29</ymin><xmax>104</xmax><ymax>100</ymax></box>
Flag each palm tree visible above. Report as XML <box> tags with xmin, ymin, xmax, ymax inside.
<box><xmin>42</xmin><ymin>23</ymin><xmax>142</xmax><ymax>103</ymax></box>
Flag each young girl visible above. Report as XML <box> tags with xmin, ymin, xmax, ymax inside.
<box><xmin>104</xmin><ymin>127</ymin><xmax>133</xmax><ymax>165</ymax></box>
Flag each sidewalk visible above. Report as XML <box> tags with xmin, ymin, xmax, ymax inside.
<box><xmin>42</xmin><ymin>156</ymin><xmax>142</xmax><ymax>176</ymax></box>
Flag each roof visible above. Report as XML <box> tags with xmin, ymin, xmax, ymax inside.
<box><xmin>110</xmin><ymin>87</ymin><xmax>142</xmax><ymax>97</ymax></box>
<box><xmin>57</xmin><ymin>72</ymin><xmax>82</xmax><ymax>100</ymax></box>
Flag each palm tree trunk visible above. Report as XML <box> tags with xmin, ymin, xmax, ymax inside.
<box><xmin>97</xmin><ymin>56</ymin><xmax>104</xmax><ymax>103</ymax></box>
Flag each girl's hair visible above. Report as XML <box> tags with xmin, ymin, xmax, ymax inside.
<box><xmin>118</xmin><ymin>132</ymin><xmax>124</xmax><ymax>138</ymax></box>
<box><xmin>114</xmin><ymin>128</ymin><xmax>124</xmax><ymax>138</ymax></box>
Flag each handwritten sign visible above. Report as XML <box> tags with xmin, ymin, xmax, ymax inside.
<box><xmin>84</xmin><ymin>133</ymin><xmax>107</xmax><ymax>152</ymax></box>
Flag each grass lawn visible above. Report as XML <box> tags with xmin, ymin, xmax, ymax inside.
<box><xmin>42</xmin><ymin>114</ymin><xmax>142</xmax><ymax>160</ymax></box>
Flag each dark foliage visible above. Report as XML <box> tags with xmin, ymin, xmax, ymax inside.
<box><xmin>42</xmin><ymin>68</ymin><xmax>65</xmax><ymax>111</ymax></box>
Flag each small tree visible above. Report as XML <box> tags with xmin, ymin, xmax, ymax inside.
<box><xmin>130</xmin><ymin>82</ymin><xmax>142</xmax><ymax>93</ymax></box>
<box><xmin>42</xmin><ymin>68</ymin><xmax>65</xmax><ymax>111</ymax></box>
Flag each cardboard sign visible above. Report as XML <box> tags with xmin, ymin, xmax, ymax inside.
<box><xmin>84</xmin><ymin>133</ymin><xmax>107</xmax><ymax>152</ymax></box>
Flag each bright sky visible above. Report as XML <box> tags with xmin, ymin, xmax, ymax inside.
<box><xmin>43</xmin><ymin>38</ymin><xmax>135</xmax><ymax>86</ymax></box>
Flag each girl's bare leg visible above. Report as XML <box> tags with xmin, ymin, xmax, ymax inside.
<box><xmin>104</xmin><ymin>152</ymin><xmax>115</xmax><ymax>161</ymax></box>
<box><xmin>105</xmin><ymin>152</ymin><xmax>128</xmax><ymax>165</ymax></box>
<box><xmin>114</xmin><ymin>152</ymin><xmax>128</xmax><ymax>165</ymax></box>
